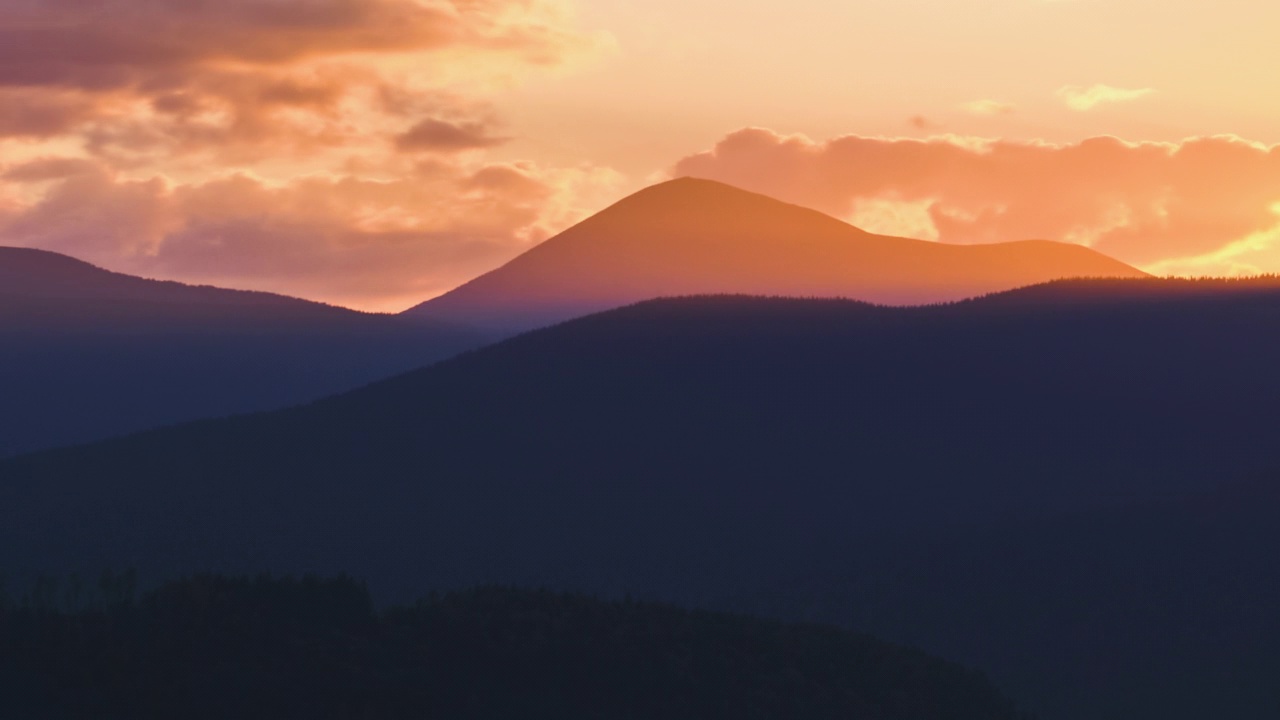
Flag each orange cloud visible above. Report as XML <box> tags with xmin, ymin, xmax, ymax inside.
<box><xmin>1</xmin><ymin>157</ymin><xmax>101</xmax><ymax>182</ymax></box>
<box><xmin>0</xmin><ymin>0</ymin><xmax>584</xmax><ymax>87</ymax></box>
<box><xmin>0</xmin><ymin>89</ymin><xmax>99</xmax><ymax>138</ymax></box>
<box><xmin>0</xmin><ymin>159</ymin><xmax>624</xmax><ymax>311</ymax></box>
<box><xmin>0</xmin><ymin>0</ymin><xmax>620</xmax><ymax>310</ymax></box>
<box><xmin>673</xmin><ymin>128</ymin><xmax>1280</xmax><ymax>272</ymax></box>
<box><xmin>960</xmin><ymin>100</ymin><xmax>1015</xmax><ymax>116</ymax></box>
<box><xmin>396</xmin><ymin>118</ymin><xmax>509</xmax><ymax>153</ymax></box>
<box><xmin>0</xmin><ymin>0</ymin><xmax>603</xmax><ymax>160</ymax></box>
<box><xmin>1057</xmin><ymin>84</ymin><xmax>1155</xmax><ymax>111</ymax></box>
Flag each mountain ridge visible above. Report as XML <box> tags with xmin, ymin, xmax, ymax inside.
<box><xmin>0</xmin><ymin>246</ymin><xmax>485</xmax><ymax>457</ymax></box>
<box><xmin>403</xmin><ymin>177</ymin><xmax>1146</xmax><ymax>332</ymax></box>
<box><xmin>0</xmin><ymin>246</ymin><xmax>359</xmax><ymax>313</ymax></box>
<box><xmin>5</xmin><ymin>281</ymin><xmax>1280</xmax><ymax>718</ymax></box>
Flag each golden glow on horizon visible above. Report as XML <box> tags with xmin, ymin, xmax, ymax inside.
<box><xmin>0</xmin><ymin>0</ymin><xmax>1278</xmax><ymax>311</ymax></box>
<box><xmin>1057</xmin><ymin>85</ymin><xmax>1156</xmax><ymax>112</ymax></box>
<box><xmin>1144</xmin><ymin>202</ymin><xmax>1280</xmax><ymax>278</ymax></box>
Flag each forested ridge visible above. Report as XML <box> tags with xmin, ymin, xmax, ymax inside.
<box><xmin>6</xmin><ymin>282</ymin><xmax>1280</xmax><ymax>718</ymax></box>
<box><xmin>0</xmin><ymin>574</ymin><xmax>1029</xmax><ymax>720</ymax></box>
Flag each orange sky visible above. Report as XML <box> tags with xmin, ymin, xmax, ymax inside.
<box><xmin>1</xmin><ymin>0</ymin><xmax>1278</xmax><ymax>311</ymax></box>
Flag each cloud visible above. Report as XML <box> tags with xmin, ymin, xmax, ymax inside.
<box><xmin>1057</xmin><ymin>84</ymin><xmax>1155</xmax><ymax>111</ymax></box>
<box><xmin>960</xmin><ymin>100</ymin><xmax>1015</xmax><ymax>116</ymax></box>
<box><xmin>1143</xmin><ymin>204</ymin><xmax>1280</xmax><ymax>278</ymax></box>
<box><xmin>0</xmin><ymin>89</ymin><xmax>100</xmax><ymax>138</ymax></box>
<box><xmin>396</xmin><ymin>118</ymin><xmax>509</xmax><ymax>153</ymax></box>
<box><xmin>0</xmin><ymin>0</ymin><xmax>591</xmax><ymax>88</ymax></box>
<box><xmin>0</xmin><ymin>0</ymin><xmax>623</xmax><ymax>311</ymax></box>
<box><xmin>672</xmin><ymin>128</ymin><xmax>1280</xmax><ymax>273</ymax></box>
<box><xmin>0</xmin><ymin>160</ymin><xmax>625</xmax><ymax>311</ymax></box>
<box><xmin>1</xmin><ymin>157</ymin><xmax>102</xmax><ymax>182</ymax></box>
<box><xmin>0</xmin><ymin>0</ymin><xmax>606</xmax><ymax>157</ymax></box>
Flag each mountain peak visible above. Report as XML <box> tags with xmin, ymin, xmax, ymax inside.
<box><xmin>585</xmin><ymin>176</ymin><xmax>844</xmax><ymax>232</ymax></box>
<box><xmin>627</xmin><ymin>175</ymin><xmax>772</xmax><ymax>199</ymax></box>
<box><xmin>404</xmin><ymin>179</ymin><xmax>1144</xmax><ymax>333</ymax></box>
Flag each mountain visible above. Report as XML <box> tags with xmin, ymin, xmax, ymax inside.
<box><xmin>0</xmin><ymin>246</ymin><xmax>339</xmax><ymax>308</ymax></box>
<box><xmin>1</xmin><ymin>577</ymin><xmax>1030</xmax><ymax>720</ymax></box>
<box><xmin>4</xmin><ymin>277</ymin><xmax>1280</xmax><ymax>718</ymax></box>
<box><xmin>0</xmin><ymin>247</ymin><xmax>485</xmax><ymax>457</ymax></box>
<box><xmin>0</xmin><ymin>246</ymin><xmax>449</xmax><ymax>328</ymax></box>
<box><xmin>403</xmin><ymin>177</ymin><xmax>1146</xmax><ymax>333</ymax></box>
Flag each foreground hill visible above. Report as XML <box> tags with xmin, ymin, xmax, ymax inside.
<box><xmin>0</xmin><ymin>576</ymin><xmax>1028</xmax><ymax>720</ymax></box>
<box><xmin>0</xmin><ymin>247</ymin><xmax>483</xmax><ymax>457</ymax></box>
<box><xmin>404</xmin><ymin>177</ymin><xmax>1146</xmax><ymax>333</ymax></box>
<box><xmin>4</xmin><ymin>277</ymin><xmax>1280</xmax><ymax>718</ymax></box>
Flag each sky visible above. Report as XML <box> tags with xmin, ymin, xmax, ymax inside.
<box><xmin>1</xmin><ymin>0</ymin><xmax>1278</xmax><ymax>311</ymax></box>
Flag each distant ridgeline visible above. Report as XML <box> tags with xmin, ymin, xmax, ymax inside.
<box><xmin>0</xmin><ymin>574</ymin><xmax>1030</xmax><ymax>720</ymax></box>
<box><xmin>0</xmin><ymin>177</ymin><xmax>1146</xmax><ymax>455</ymax></box>
<box><xmin>0</xmin><ymin>247</ymin><xmax>485</xmax><ymax>458</ymax></box>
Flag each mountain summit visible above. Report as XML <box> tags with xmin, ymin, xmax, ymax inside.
<box><xmin>403</xmin><ymin>177</ymin><xmax>1146</xmax><ymax>332</ymax></box>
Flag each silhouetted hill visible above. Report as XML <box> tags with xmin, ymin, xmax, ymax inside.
<box><xmin>0</xmin><ymin>576</ymin><xmax>1029</xmax><ymax>720</ymax></box>
<box><xmin>965</xmin><ymin>273</ymin><xmax>1280</xmax><ymax>307</ymax></box>
<box><xmin>4</xmin><ymin>278</ymin><xmax>1280</xmax><ymax>718</ymax></box>
<box><xmin>0</xmin><ymin>247</ymin><xmax>484</xmax><ymax>457</ymax></box>
<box><xmin>403</xmin><ymin>178</ymin><xmax>1146</xmax><ymax>333</ymax></box>
<box><xmin>0</xmin><ymin>246</ymin><xmax>343</xmax><ymax>311</ymax></box>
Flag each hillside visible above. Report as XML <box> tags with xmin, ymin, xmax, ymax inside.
<box><xmin>0</xmin><ymin>247</ymin><xmax>342</xmax><ymax>311</ymax></box>
<box><xmin>0</xmin><ymin>247</ymin><xmax>484</xmax><ymax>457</ymax></box>
<box><xmin>3</xmin><ymin>279</ymin><xmax>1280</xmax><ymax>718</ymax></box>
<box><xmin>403</xmin><ymin>178</ymin><xmax>1146</xmax><ymax>333</ymax></box>
<box><xmin>0</xmin><ymin>576</ymin><xmax>1029</xmax><ymax>720</ymax></box>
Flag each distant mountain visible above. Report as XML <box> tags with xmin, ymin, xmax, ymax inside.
<box><xmin>0</xmin><ymin>246</ymin><xmax>287</xmax><ymax>301</ymax></box>
<box><xmin>403</xmin><ymin>178</ymin><xmax>1146</xmax><ymax>333</ymax></box>
<box><xmin>0</xmin><ymin>247</ymin><xmax>485</xmax><ymax>457</ymax></box>
<box><xmin>0</xmin><ymin>246</ymin><xmax>414</xmax><ymax>328</ymax></box>
<box><xmin>1</xmin><ymin>577</ymin><xmax>1029</xmax><ymax>720</ymax></box>
<box><xmin>4</xmin><ymin>278</ymin><xmax>1280</xmax><ymax>719</ymax></box>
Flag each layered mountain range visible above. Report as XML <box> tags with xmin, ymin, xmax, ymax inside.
<box><xmin>3</xmin><ymin>179</ymin><xmax>1273</xmax><ymax>719</ymax></box>
<box><xmin>1</xmin><ymin>178</ymin><xmax>1146</xmax><ymax>455</ymax></box>
<box><xmin>0</xmin><ymin>247</ymin><xmax>483</xmax><ymax>457</ymax></box>
<box><xmin>405</xmin><ymin>177</ymin><xmax>1146</xmax><ymax>332</ymax></box>
<box><xmin>5</xmin><ymin>279</ymin><xmax>1280</xmax><ymax>719</ymax></box>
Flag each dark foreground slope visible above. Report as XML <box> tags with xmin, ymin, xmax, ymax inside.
<box><xmin>0</xmin><ymin>247</ymin><xmax>483</xmax><ymax>457</ymax></box>
<box><xmin>4</xmin><ymin>277</ymin><xmax>1280</xmax><ymax>718</ymax></box>
<box><xmin>405</xmin><ymin>178</ymin><xmax>1144</xmax><ymax>333</ymax></box>
<box><xmin>0</xmin><ymin>576</ymin><xmax>1027</xmax><ymax>720</ymax></box>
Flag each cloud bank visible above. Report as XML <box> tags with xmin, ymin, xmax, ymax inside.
<box><xmin>674</xmin><ymin>128</ymin><xmax>1280</xmax><ymax>276</ymax></box>
<box><xmin>0</xmin><ymin>0</ymin><xmax>621</xmax><ymax>310</ymax></box>
<box><xmin>0</xmin><ymin>0</ymin><xmax>603</xmax><ymax>151</ymax></box>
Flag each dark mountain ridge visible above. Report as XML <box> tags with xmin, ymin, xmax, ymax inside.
<box><xmin>0</xmin><ymin>247</ymin><xmax>484</xmax><ymax>458</ymax></box>
<box><xmin>0</xmin><ymin>576</ymin><xmax>1030</xmax><ymax>720</ymax></box>
<box><xmin>0</xmin><ymin>246</ymin><xmax>343</xmax><ymax>309</ymax></box>
<box><xmin>3</xmin><ymin>278</ymin><xmax>1280</xmax><ymax>718</ymax></box>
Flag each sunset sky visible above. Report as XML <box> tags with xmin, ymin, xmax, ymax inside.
<box><xmin>2</xmin><ymin>0</ymin><xmax>1278</xmax><ymax>311</ymax></box>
